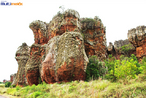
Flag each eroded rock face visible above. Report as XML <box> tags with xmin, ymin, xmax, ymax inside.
<box><xmin>15</xmin><ymin>43</ymin><xmax>29</xmax><ymax>86</ymax></box>
<box><xmin>107</xmin><ymin>42</ymin><xmax>116</xmax><ymax>57</ymax></box>
<box><xmin>41</xmin><ymin>32</ymin><xmax>89</xmax><ymax>83</ymax></box>
<box><xmin>11</xmin><ymin>73</ymin><xmax>16</xmax><ymax>85</ymax></box>
<box><xmin>47</xmin><ymin>9</ymin><xmax>81</xmax><ymax>39</ymax></box>
<box><xmin>107</xmin><ymin>39</ymin><xmax>136</xmax><ymax>59</ymax></box>
<box><xmin>128</xmin><ymin>26</ymin><xmax>146</xmax><ymax>61</ymax></box>
<box><xmin>25</xmin><ymin>44</ymin><xmax>46</xmax><ymax>85</ymax></box>
<box><xmin>81</xmin><ymin>16</ymin><xmax>107</xmax><ymax>60</ymax></box>
<box><xmin>29</xmin><ymin>20</ymin><xmax>49</xmax><ymax>45</ymax></box>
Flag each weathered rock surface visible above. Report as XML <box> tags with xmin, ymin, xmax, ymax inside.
<box><xmin>15</xmin><ymin>43</ymin><xmax>29</xmax><ymax>86</ymax></box>
<box><xmin>11</xmin><ymin>73</ymin><xmax>16</xmax><ymax>85</ymax></box>
<box><xmin>47</xmin><ymin>9</ymin><xmax>81</xmax><ymax>39</ymax></box>
<box><xmin>107</xmin><ymin>42</ymin><xmax>116</xmax><ymax>57</ymax></box>
<box><xmin>80</xmin><ymin>16</ymin><xmax>107</xmax><ymax>60</ymax></box>
<box><xmin>25</xmin><ymin>44</ymin><xmax>46</xmax><ymax>85</ymax></box>
<box><xmin>128</xmin><ymin>26</ymin><xmax>146</xmax><ymax>61</ymax></box>
<box><xmin>29</xmin><ymin>20</ymin><xmax>49</xmax><ymax>45</ymax></box>
<box><xmin>107</xmin><ymin>39</ymin><xmax>136</xmax><ymax>59</ymax></box>
<box><xmin>41</xmin><ymin>32</ymin><xmax>89</xmax><ymax>83</ymax></box>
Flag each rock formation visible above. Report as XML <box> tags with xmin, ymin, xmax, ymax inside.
<box><xmin>80</xmin><ymin>16</ymin><xmax>107</xmax><ymax>60</ymax></box>
<box><xmin>15</xmin><ymin>43</ymin><xmax>29</xmax><ymax>86</ymax></box>
<box><xmin>47</xmin><ymin>9</ymin><xmax>81</xmax><ymax>39</ymax></box>
<box><xmin>41</xmin><ymin>32</ymin><xmax>89</xmax><ymax>83</ymax></box>
<box><xmin>107</xmin><ymin>39</ymin><xmax>136</xmax><ymax>59</ymax></box>
<box><xmin>128</xmin><ymin>26</ymin><xmax>146</xmax><ymax>61</ymax></box>
<box><xmin>29</xmin><ymin>20</ymin><xmax>49</xmax><ymax>45</ymax></box>
<box><xmin>14</xmin><ymin>9</ymin><xmax>107</xmax><ymax>86</ymax></box>
<box><xmin>11</xmin><ymin>73</ymin><xmax>16</xmax><ymax>85</ymax></box>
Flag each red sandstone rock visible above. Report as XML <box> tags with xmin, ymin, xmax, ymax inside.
<box><xmin>128</xmin><ymin>26</ymin><xmax>146</xmax><ymax>61</ymax></box>
<box><xmin>80</xmin><ymin>16</ymin><xmax>107</xmax><ymax>60</ymax></box>
<box><xmin>41</xmin><ymin>32</ymin><xmax>89</xmax><ymax>83</ymax></box>
<box><xmin>25</xmin><ymin>44</ymin><xmax>46</xmax><ymax>85</ymax></box>
<box><xmin>29</xmin><ymin>20</ymin><xmax>49</xmax><ymax>45</ymax></box>
<box><xmin>47</xmin><ymin>9</ymin><xmax>81</xmax><ymax>39</ymax></box>
<box><xmin>15</xmin><ymin>43</ymin><xmax>29</xmax><ymax>86</ymax></box>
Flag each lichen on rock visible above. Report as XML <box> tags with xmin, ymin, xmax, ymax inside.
<box><xmin>15</xmin><ymin>43</ymin><xmax>29</xmax><ymax>86</ymax></box>
<box><xmin>80</xmin><ymin>16</ymin><xmax>107</xmax><ymax>60</ymax></box>
<box><xmin>128</xmin><ymin>26</ymin><xmax>146</xmax><ymax>61</ymax></box>
<box><xmin>41</xmin><ymin>32</ymin><xmax>89</xmax><ymax>83</ymax></box>
<box><xmin>29</xmin><ymin>20</ymin><xmax>49</xmax><ymax>45</ymax></box>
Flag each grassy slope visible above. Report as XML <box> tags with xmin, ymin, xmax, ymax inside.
<box><xmin>0</xmin><ymin>74</ymin><xmax>146</xmax><ymax>98</ymax></box>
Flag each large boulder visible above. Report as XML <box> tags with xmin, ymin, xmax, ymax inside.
<box><xmin>41</xmin><ymin>32</ymin><xmax>89</xmax><ymax>83</ymax></box>
<box><xmin>128</xmin><ymin>26</ymin><xmax>146</xmax><ymax>61</ymax></box>
<box><xmin>15</xmin><ymin>43</ymin><xmax>29</xmax><ymax>86</ymax></box>
<box><xmin>80</xmin><ymin>16</ymin><xmax>107</xmax><ymax>60</ymax></box>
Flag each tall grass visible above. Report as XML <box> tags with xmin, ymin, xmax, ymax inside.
<box><xmin>1</xmin><ymin>75</ymin><xmax>146</xmax><ymax>98</ymax></box>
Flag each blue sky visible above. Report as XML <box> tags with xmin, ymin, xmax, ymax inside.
<box><xmin>0</xmin><ymin>0</ymin><xmax>146</xmax><ymax>82</ymax></box>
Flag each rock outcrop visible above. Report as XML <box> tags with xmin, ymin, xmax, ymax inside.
<box><xmin>107</xmin><ymin>39</ymin><xmax>136</xmax><ymax>59</ymax></box>
<box><xmin>47</xmin><ymin>9</ymin><xmax>81</xmax><ymax>39</ymax></box>
<box><xmin>11</xmin><ymin>73</ymin><xmax>17</xmax><ymax>85</ymax></box>
<box><xmin>41</xmin><ymin>32</ymin><xmax>89</xmax><ymax>83</ymax></box>
<box><xmin>14</xmin><ymin>9</ymin><xmax>107</xmax><ymax>86</ymax></box>
<box><xmin>15</xmin><ymin>43</ymin><xmax>29</xmax><ymax>86</ymax></box>
<box><xmin>29</xmin><ymin>20</ymin><xmax>49</xmax><ymax>45</ymax></box>
<box><xmin>80</xmin><ymin>16</ymin><xmax>107</xmax><ymax>60</ymax></box>
<box><xmin>128</xmin><ymin>26</ymin><xmax>146</xmax><ymax>61</ymax></box>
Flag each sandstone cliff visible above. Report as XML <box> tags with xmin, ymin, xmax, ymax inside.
<box><xmin>107</xmin><ymin>39</ymin><xmax>136</xmax><ymax>59</ymax></box>
<box><xmin>80</xmin><ymin>16</ymin><xmax>107</xmax><ymax>60</ymax></box>
<box><xmin>14</xmin><ymin>9</ymin><xmax>108</xmax><ymax>85</ymax></box>
<box><xmin>128</xmin><ymin>26</ymin><xmax>146</xmax><ymax>61</ymax></box>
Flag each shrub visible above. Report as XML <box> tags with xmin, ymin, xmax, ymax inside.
<box><xmin>16</xmin><ymin>86</ymin><xmax>21</xmax><ymax>91</ymax></box>
<box><xmin>105</xmin><ymin>54</ymin><xmax>141</xmax><ymax>81</ymax></box>
<box><xmin>86</xmin><ymin>55</ymin><xmax>106</xmax><ymax>81</ymax></box>
<box><xmin>5</xmin><ymin>82</ymin><xmax>11</xmax><ymax>87</ymax></box>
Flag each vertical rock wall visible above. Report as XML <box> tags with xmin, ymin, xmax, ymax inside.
<box><xmin>15</xmin><ymin>43</ymin><xmax>29</xmax><ymax>86</ymax></box>
<box><xmin>128</xmin><ymin>26</ymin><xmax>146</xmax><ymax>61</ymax></box>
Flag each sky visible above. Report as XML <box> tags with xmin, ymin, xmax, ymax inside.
<box><xmin>0</xmin><ymin>0</ymin><xmax>146</xmax><ymax>82</ymax></box>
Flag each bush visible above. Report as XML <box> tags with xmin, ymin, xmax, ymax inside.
<box><xmin>5</xmin><ymin>82</ymin><xmax>11</xmax><ymax>87</ymax></box>
<box><xmin>86</xmin><ymin>55</ymin><xmax>106</xmax><ymax>81</ymax></box>
<box><xmin>105</xmin><ymin>54</ymin><xmax>141</xmax><ymax>81</ymax></box>
<box><xmin>16</xmin><ymin>86</ymin><xmax>21</xmax><ymax>91</ymax></box>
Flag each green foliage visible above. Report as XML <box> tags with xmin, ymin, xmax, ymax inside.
<box><xmin>121</xmin><ymin>44</ymin><xmax>134</xmax><ymax>56</ymax></box>
<box><xmin>104</xmin><ymin>55</ymin><xmax>117</xmax><ymax>81</ymax></box>
<box><xmin>16</xmin><ymin>86</ymin><xmax>21</xmax><ymax>91</ymax></box>
<box><xmin>86</xmin><ymin>55</ymin><xmax>106</xmax><ymax>81</ymax></box>
<box><xmin>139</xmin><ymin>57</ymin><xmax>146</xmax><ymax>75</ymax></box>
<box><xmin>29</xmin><ymin>91</ymin><xmax>42</xmax><ymax>98</ymax></box>
<box><xmin>81</xmin><ymin>18</ymin><xmax>96</xmax><ymax>23</ymax></box>
<box><xmin>105</xmin><ymin>54</ymin><xmax>141</xmax><ymax>81</ymax></box>
<box><xmin>5</xmin><ymin>82</ymin><xmax>11</xmax><ymax>87</ymax></box>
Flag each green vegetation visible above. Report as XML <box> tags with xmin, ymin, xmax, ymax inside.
<box><xmin>81</xmin><ymin>18</ymin><xmax>96</xmax><ymax>24</ymax></box>
<box><xmin>1</xmin><ymin>77</ymin><xmax>146</xmax><ymax>98</ymax></box>
<box><xmin>5</xmin><ymin>82</ymin><xmax>11</xmax><ymax>87</ymax></box>
<box><xmin>104</xmin><ymin>54</ymin><xmax>141</xmax><ymax>81</ymax></box>
<box><xmin>121</xmin><ymin>43</ymin><xmax>134</xmax><ymax>56</ymax></box>
<box><xmin>1</xmin><ymin>54</ymin><xmax>146</xmax><ymax>97</ymax></box>
<box><xmin>81</xmin><ymin>18</ymin><xmax>97</xmax><ymax>29</ymax></box>
<box><xmin>86</xmin><ymin>55</ymin><xmax>106</xmax><ymax>81</ymax></box>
